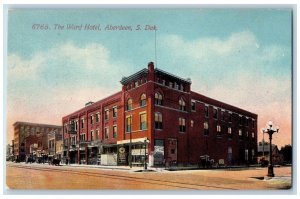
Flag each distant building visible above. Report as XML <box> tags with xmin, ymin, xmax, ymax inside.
<box><xmin>6</xmin><ymin>140</ymin><xmax>14</xmax><ymax>161</ymax></box>
<box><xmin>13</xmin><ymin>121</ymin><xmax>62</xmax><ymax>161</ymax></box>
<box><xmin>48</xmin><ymin>129</ymin><xmax>63</xmax><ymax>159</ymax></box>
<box><xmin>62</xmin><ymin>62</ymin><xmax>258</xmax><ymax>167</ymax></box>
<box><xmin>257</xmin><ymin>141</ymin><xmax>283</xmax><ymax>165</ymax></box>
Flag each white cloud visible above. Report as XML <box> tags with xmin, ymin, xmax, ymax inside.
<box><xmin>157</xmin><ymin>31</ymin><xmax>291</xmax><ymax>147</ymax></box>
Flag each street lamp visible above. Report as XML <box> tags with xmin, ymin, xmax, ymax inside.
<box><xmin>262</xmin><ymin>121</ymin><xmax>279</xmax><ymax>177</ymax></box>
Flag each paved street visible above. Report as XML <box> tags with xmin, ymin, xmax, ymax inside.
<box><xmin>6</xmin><ymin>162</ymin><xmax>292</xmax><ymax>190</ymax></box>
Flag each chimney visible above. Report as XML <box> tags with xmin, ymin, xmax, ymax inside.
<box><xmin>148</xmin><ymin>62</ymin><xmax>154</xmax><ymax>72</ymax></box>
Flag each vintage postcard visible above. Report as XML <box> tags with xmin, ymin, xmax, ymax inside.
<box><xmin>4</xmin><ymin>6</ymin><xmax>294</xmax><ymax>193</ymax></box>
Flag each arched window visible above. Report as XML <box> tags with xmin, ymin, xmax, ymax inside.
<box><xmin>155</xmin><ymin>92</ymin><xmax>163</xmax><ymax>105</ymax></box>
<box><xmin>140</xmin><ymin>93</ymin><xmax>146</xmax><ymax>107</ymax></box>
<box><xmin>155</xmin><ymin>112</ymin><xmax>163</xmax><ymax>129</ymax></box>
<box><xmin>179</xmin><ymin>98</ymin><xmax>186</xmax><ymax>111</ymax></box>
<box><xmin>127</xmin><ymin>98</ymin><xmax>132</xmax><ymax>111</ymax></box>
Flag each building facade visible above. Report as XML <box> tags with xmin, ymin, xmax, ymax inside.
<box><xmin>48</xmin><ymin>129</ymin><xmax>63</xmax><ymax>159</ymax></box>
<box><xmin>62</xmin><ymin>62</ymin><xmax>258</xmax><ymax>167</ymax></box>
<box><xmin>13</xmin><ymin>122</ymin><xmax>62</xmax><ymax>161</ymax></box>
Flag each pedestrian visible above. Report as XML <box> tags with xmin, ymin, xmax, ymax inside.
<box><xmin>66</xmin><ymin>158</ymin><xmax>69</xmax><ymax>165</ymax></box>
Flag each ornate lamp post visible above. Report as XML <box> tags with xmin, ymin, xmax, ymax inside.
<box><xmin>262</xmin><ymin>121</ymin><xmax>279</xmax><ymax>177</ymax></box>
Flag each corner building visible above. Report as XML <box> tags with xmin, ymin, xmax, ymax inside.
<box><xmin>62</xmin><ymin>62</ymin><xmax>257</xmax><ymax>167</ymax></box>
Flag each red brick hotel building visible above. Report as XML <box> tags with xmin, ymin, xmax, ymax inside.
<box><xmin>62</xmin><ymin>62</ymin><xmax>257</xmax><ymax>167</ymax></box>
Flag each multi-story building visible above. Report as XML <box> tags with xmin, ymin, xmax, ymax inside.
<box><xmin>6</xmin><ymin>140</ymin><xmax>14</xmax><ymax>161</ymax></box>
<box><xmin>13</xmin><ymin>122</ymin><xmax>62</xmax><ymax>161</ymax></box>
<box><xmin>48</xmin><ymin>129</ymin><xmax>63</xmax><ymax>159</ymax></box>
<box><xmin>62</xmin><ymin>62</ymin><xmax>257</xmax><ymax>167</ymax></box>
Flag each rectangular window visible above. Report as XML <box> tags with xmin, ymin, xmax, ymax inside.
<box><xmin>113</xmin><ymin>126</ymin><xmax>117</xmax><ymax>138</ymax></box>
<box><xmin>228</xmin><ymin>113</ymin><xmax>232</xmax><ymax>123</ymax></box>
<box><xmin>239</xmin><ymin>116</ymin><xmax>243</xmax><ymax>126</ymax></box>
<box><xmin>217</xmin><ymin>125</ymin><xmax>221</xmax><ymax>133</ymax></box>
<box><xmin>191</xmin><ymin>101</ymin><xmax>196</xmax><ymax>111</ymax></box>
<box><xmin>135</xmin><ymin>81</ymin><xmax>139</xmax><ymax>87</ymax></box>
<box><xmin>228</xmin><ymin>127</ymin><xmax>232</xmax><ymax>138</ymax></box>
<box><xmin>252</xmin><ymin>132</ymin><xmax>255</xmax><ymax>139</ymax></box>
<box><xmin>246</xmin><ymin>118</ymin><xmax>249</xmax><ymax>126</ymax></box>
<box><xmin>221</xmin><ymin>111</ymin><xmax>225</xmax><ymax>121</ymax></box>
<box><xmin>204</xmin><ymin>122</ymin><xmax>209</xmax><ymax>135</ymax></box>
<box><xmin>205</xmin><ymin>106</ymin><xmax>209</xmax><ymax>118</ymax></box>
<box><xmin>140</xmin><ymin>112</ymin><xmax>147</xmax><ymax>130</ymax></box>
<box><xmin>252</xmin><ymin>119</ymin><xmax>255</xmax><ymax>128</ymax></box>
<box><xmin>245</xmin><ymin>149</ymin><xmax>249</xmax><ymax>161</ymax></box>
<box><xmin>96</xmin><ymin>129</ymin><xmax>99</xmax><ymax>140</ymax></box>
<box><xmin>96</xmin><ymin>113</ymin><xmax>100</xmax><ymax>123</ymax></box>
<box><xmin>112</xmin><ymin>107</ymin><xmax>117</xmax><ymax>118</ymax></box>
<box><xmin>162</xmin><ymin>80</ymin><xmax>166</xmax><ymax>86</ymax></box>
<box><xmin>80</xmin><ymin>134</ymin><xmax>86</xmax><ymax>141</ymax></box>
<box><xmin>175</xmin><ymin>82</ymin><xmax>179</xmax><ymax>90</ymax></box>
<box><xmin>155</xmin><ymin>112</ymin><xmax>163</xmax><ymax>129</ymax></box>
<box><xmin>90</xmin><ymin>115</ymin><xmax>93</xmax><ymax>124</ymax></box>
<box><xmin>81</xmin><ymin>118</ymin><xmax>84</xmax><ymax>129</ymax></box>
<box><xmin>105</xmin><ymin>127</ymin><xmax>109</xmax><ymax>139</ymax></box>
<box><xmin>179</xmin><ymin>118</ymin><xmax>186</xmax><ymax>132</ymax></box>
<box><xmin>213</xmin><ymin>108</ymin><xmax>218</xmax><ymax>119</ymax></box>
<box><xmin>239</xmin><ymin>129</ymin><xmax>243</xmax><ymax>138</ymax></box>
<box><xmin>126</xmin><ymin>116</ymin><xmax>132</xmax><ymax>133</ymax></box>
<box><xmin>169</xmin><ymin>82</ymin><xmax>173</xmax><ymax>88</ymax></box>
<box><xmin>105</xmin><ymin>109</ymin><xmax>109</xmax><ymax>120</ymax></box>
<box><xmin>91</xmin><ymin>131</ymin><xmax>94</xmax><ymax>141</ymax></box>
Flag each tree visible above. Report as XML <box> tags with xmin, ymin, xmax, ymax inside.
<box><xmin>280</xmin><ymin>145</ymin><xmax>292</xmax><ymax>163</ymax></box>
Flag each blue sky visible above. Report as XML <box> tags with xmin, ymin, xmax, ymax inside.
<box><xmin>6</xmin><ymin>8</ymin><xmax>292</xmax><ymax>147</ymax></box>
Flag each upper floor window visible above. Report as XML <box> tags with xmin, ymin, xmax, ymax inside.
<box><xmin>126</xmin><ymin>116</ymin><xmax>132</xmax><ymax>133</ymax></box>
<box><xmin>191</xmin><ymin>101</ymin><xmax>196</xmax><ymax>111</ymax></box>
<box><xmin>179</xmin><ymin>117</ymin><xmax>186</xmax><ymax>132</ymax></box>
<box><xmin>96</xmin><ymin>113</ymin><xmax>100</xmax><ymax>123</ymax></box>
<box><xmin>180</xmin><ymin>84</ymin><xmax>184</xmax><ymax>91</ymax></box>
<box><xmin>140</xmin><ymin>112</ymin><xmax>147</xmax><ymax>130</ymax></box>
<box><xmin>228</xmin><ymin>127</ymin><xmax>232</xmax><ymax>138</ymax></box>
<box><xmin>80</xmin><ymin>133</ymin><xmax>86</xmax><ymax>141</ymax></box>
<box><xmin>155</xmin><ymin>112</ymin><xmax>163</xmax><ymax>129</ymax></box>
<box><xmin>174</xmin><ymin>82</ymin><xmax>179</xmax><ymax>90</ymax></box>
<box><xmin>91</xmin><ymin>130</ymin><xmax>94</xmax><ymax>141</ymax></box>
<box><xmin>135</xmin><ymin>81</ymin><xmax>139</xmax><ymax>87</ymax></box>
<box><xmin>127</xmin><ymin>98</ymin><xmax>132</xmax><ymax>111</ymax></box>
<box><xmin>252</xmin><ymin>132</ymin><xmax>255</xmax><ymax>138</ymax></box>
<box><xmin>96</xmin><ymin>129</ymin><xmax>99</xmax><ymax>140</ymax></box>
<box><xmin>162</xmin><ymin>80</ymin><xmax>166</xmax><ymax>86</ymax></box>
<box><xmin>155</xmin><ymin>92</ymin><xmax>163</xmax><ymax>105</ymax></box>
<box><xmin>113</xmin><ymin>125</ymin><xmax>117</xmax><ymax>138</ymax></box>
<box><xmin>140</xmin><ymin>93</ymin><xmax>147</xmax><ymax>107</ymax></box>
<box><xmin>112</xmin><ymin>107</ymin><xmax>117</xmax><ymax>118</ymax></box>
<box><xmin>239</xmin><ymin>116</ymin><xmax>243</xmax><ymax>126</ymax></box>
<box><xmin>90</xmin><ymin>115</ymin><xmax>94</xmax><ymax>124</ymax></box>
<box><xmin>204</xmin><ymin>122</ymin><xmax>209</xmax><ymax>135</ymax></box>
<box><xmin>213</xmin><ymin>108</ymin><xmax>218</xmax><ymax>119</ymax></box>
<box><xmin>191</xmin><ymin>120</ymin><xmax>194</xmax><ymax>127</ymax></box>
<box><xmin>217</xmin><ymin>125</ymin><xmax>221</xmax><ymax>133</ymax></box>
<box><xmin>239</xmin><ymin>129</ymin><xmax>243</xmax><ymax>137</ymax></box>
<box><xmin>179</xmin><ymin>98</ymin><xmax>186</xmax><ymax>111</ymax></box>
<box><xmin>228</xmin><ymin>113</ymin><xmax>232</xmax><ymax>123</ymax></box>
<box><xmin>252</xmin><ymin>119</ymin><xmax>255</xmax><ymax>128</ymax></box>
<box><xmin>81</xmin><ymin>118</ymin><xmax>84</xmax><ymax>129</ymax></box>
<box><xmin>104</xmin><ymin>127</ymin><xmax>109</xmax><ymax>139</ymax></box>
<box><xmin>221</xmin><ymin>111</ymin><xmax>225</xmax><ymax>121</ymax></box>
<box><xmin>105</xmin><ymin>109</ymin><xmax>109</xmax><ymax>120</ymax></box>
<box><xmin>169</xmin><ymin>82</ymin><xmax>173</xmax><ymax>88</ymax></box>
<box><xmin>205</xmin><ymin>106</ymin><xmax>209</xmax><ymax>118</ymax></box>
